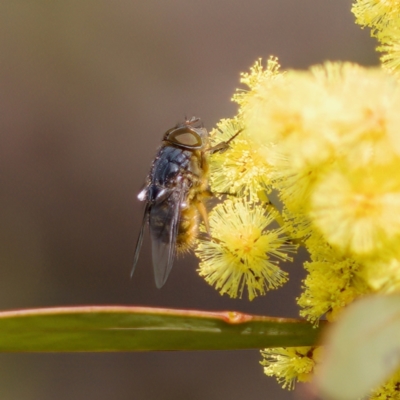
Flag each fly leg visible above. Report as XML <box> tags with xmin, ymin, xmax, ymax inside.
<box><xmin>208</xmin><ymin>129</ymin><xmax>243</xmax><ymax>154</ymax></box>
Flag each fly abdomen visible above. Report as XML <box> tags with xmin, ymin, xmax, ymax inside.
<box><xmin>176</xmin><ymin>204</ymin><xmax>199</xmax><ymax>253</ymax></box>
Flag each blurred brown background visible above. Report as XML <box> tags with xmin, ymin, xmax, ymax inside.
<box><xmin>0</xmin><ymin>1</ymin><xmax>376</xmax><ymax>399</ymax></box>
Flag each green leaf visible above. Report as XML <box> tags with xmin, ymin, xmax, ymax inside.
<box><xmin>317</xmin><ymin>294</ymin><xmax>400</xmax><ymax>400</ymax></box>
<box><xmin>0</xmin><ymin>306</ymin><xmax>322</xmax><ymax>352</ymax></box>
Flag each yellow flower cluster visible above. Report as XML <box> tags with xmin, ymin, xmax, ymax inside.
<box><xmin>241</xmin><ymin>59</ymin><xmax>400</xmax><ymax>390</ymax></box>
<box><xmin>195</xmin><ymin>59</ymin><xmax>298</xmax><ymax>301</ymax></box>
<box><xmin>297</xmin><ymin>234</ymin><xmax>369</xmax><ymax>324</ymax></box>
<box><xmin>260</xmin><ymin>346</ymin><xmax>323</xmax><ymax>390</ymax></box>
<box><xmin>195</xmin><ymin>55</ymin><xmax>400</xmax><ymax>391</ymax></box>
<box><xmin>352</xmin><ymin>0</ymin><xmax>400</xmax><ymax>77</ymax></box>
<box><xmin>208</xmin><ymin>118</ymin><xmax>271</xmax><ymax>201</ymax></box>
<box><xmin>236</xmin><ymin>59</ymin><xmax>400</xmax><ymax>293</ymax></box>
<box><xmin>195</xmin><ymin>198</ymin><xmax>295</xmax><ymax>301</ymax></box>
<box><xmin>370</xmin><ymin>368</ymin><xmax>400</xmax><ymax>400</ymax></box>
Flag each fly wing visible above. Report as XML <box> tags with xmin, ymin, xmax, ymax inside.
<box><xmin>131</xmin><ymin>202</ymin><xmax>150</xmax><ymax>278</ymax></box>
<box><xmin>149</xmin><ymin>185</ymin><xmax>186</xmax><ymax>288</ymax></box>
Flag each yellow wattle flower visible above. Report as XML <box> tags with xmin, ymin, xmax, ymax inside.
<box><xmin>352</xmin><ymin>0</ymin><xmax>400</xmax><ymax>77</ymax></box>
<box><xmin>195</xmin><ymin>198</ymin><xmax>296</xmax><ymax>300</ymax></box>
<box><xmin>379</xmin><ymin>28</ymin><xmax>400</xmax><ymax>77</ymax></box>
<box><xmin>310</xmin><ymin>164</ymin><xmax>400</xmax><ymax>255</ymax></box>
<box><xmin>209</xmin><ymin>118</ymin><xmax>272</xmax><ymax>201</ymax></box>
<box><xmin>260</xmin><ymin>346</ymin><xmax>322</xmax><ymax>390</ymax></box>
<box><xmin>370</xmin><ymin>369</ymin><xmax>400</xmax><ymax>400</ymax></box>
<box><xmin>232</xmin><ymin>56</ymin><xmax>283</xmax><ymax>109</ymax></box>
<box><xmin>199</xmin><ymin>53</ymin><xmax>400</xmax><ymax>394</ymax></box>
<box><xmin>351</xmin><ymin>0</ymin><xmax>400</xmax><ymax>33</ymax></box>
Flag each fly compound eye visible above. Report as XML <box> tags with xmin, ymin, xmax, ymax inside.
<box><xmin>166</xmin><ymin>128</ymin><xmax>203</xmax><ymax>149</ymax></box>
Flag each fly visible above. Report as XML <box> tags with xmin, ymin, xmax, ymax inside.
<box><xmin>131</xmin><ymin>117</ymin><xmax>241</xmax><ymax>288</ymax></box>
